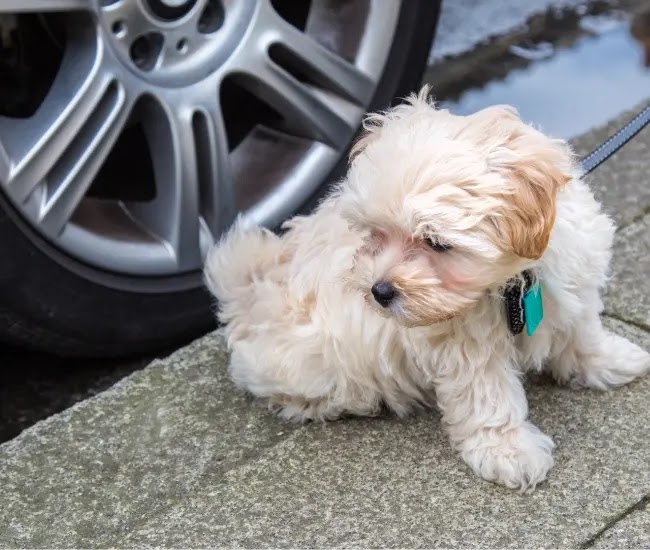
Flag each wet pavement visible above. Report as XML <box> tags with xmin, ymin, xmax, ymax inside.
<box><xmin>432</xmin><ymin>0</ymin><xmax>650</xmax><ymax>138</ymax></box>
<box><xmin>1</xmin><ymin>0</ymin><xmax>649</xmax><ymax>445</ymax></box>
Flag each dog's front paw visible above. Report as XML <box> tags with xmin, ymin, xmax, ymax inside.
<box><xmin>460</xmin><ymin>422</ymin><xmax>555</xmax><ymax>492</ymax></box>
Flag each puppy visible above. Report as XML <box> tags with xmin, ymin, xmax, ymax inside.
<box><xmin>204</xmin><ymin>87</ymin><xmax>650</xmax><ymax>492</ymax></box>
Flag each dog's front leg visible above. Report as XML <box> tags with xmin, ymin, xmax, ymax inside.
<box><xmin>434</xmin><ymin>354</ymin><xmax>554</xmax><ymax>492</ymax></box>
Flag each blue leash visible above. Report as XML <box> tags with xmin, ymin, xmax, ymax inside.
<box><xmin>580</xmin><ymin>105</ymin><xmax>650</xmax><ymax>175</ymax></box>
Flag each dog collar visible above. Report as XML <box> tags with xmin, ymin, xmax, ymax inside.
<box><xmin>503</xmin><ymin>270</ymin><xmax>543</xmax><ymax>336</ymax></box>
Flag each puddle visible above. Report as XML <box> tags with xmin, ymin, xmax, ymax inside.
<box><xmin>429</xmin><ymin>4</ymin><xmax>650</xmax><ymax>140</ymax></box>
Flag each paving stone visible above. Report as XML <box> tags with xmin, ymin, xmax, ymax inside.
<box><xmin>0</xmin><ymin>334</ymin><xmax>298</xmax><ymax>548</ymax></box>
<box><xmin>117</xmin><ymin>318</ymin><xmax>650</xmax><ymax>548</ymax></box>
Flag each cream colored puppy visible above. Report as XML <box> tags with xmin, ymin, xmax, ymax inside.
<box><xmin>205</xmin><ymin>87</ymin><xmax>650</xmax><ymax>492</ymax></box>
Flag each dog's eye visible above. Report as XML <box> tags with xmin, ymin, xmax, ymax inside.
<box><xmin>425</xmin><ymin>236</ymin><xmax>453</xmax><ymax>252</ymax></box>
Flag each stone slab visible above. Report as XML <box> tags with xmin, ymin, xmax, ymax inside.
<box><xmin>0</xmin><ymin>334</ymin><xmax>298</xmax><ymax>548</ymax></box>
<box><xmin>114</xmin><ymin>318</ymin><xmax>650</xmax><ymax>548</ymax></box>
<box><xmin>2</xmin><ymin>317</ymin><xmax>645</xmax><ymax>548</ymax></box>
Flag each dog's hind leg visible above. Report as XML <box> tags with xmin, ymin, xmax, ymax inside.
<box><xmin>548</xmin><ymin>301</ymin><xmax>650</xmax><ymax>390</ymax></box>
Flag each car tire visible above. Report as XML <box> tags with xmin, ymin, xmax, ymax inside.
<box><xmin>0</xmin><ymin>1</ymin><xmax>441</xmax><ymax>357</ymax></box>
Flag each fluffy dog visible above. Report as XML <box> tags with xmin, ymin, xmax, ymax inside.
<box><xmin>204</xmin><ymin>87</ymin><xmax>650</xmax><ymax>491</ymax></box>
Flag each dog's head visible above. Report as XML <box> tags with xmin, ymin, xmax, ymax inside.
<box><xmin>343</xmin><ymin>86</ymin><xmax>575</xmax><ymax>327</ymax></box>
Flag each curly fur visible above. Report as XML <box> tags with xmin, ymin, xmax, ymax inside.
<box><xmin>205</xmin><ymin>87</ymin><xmax>650</xmax><ymax>492</ymax></box>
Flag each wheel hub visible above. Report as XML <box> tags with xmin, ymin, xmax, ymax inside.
<box><xmin>100</xmin><ymin>0</ymin><xmax>234</xmax><ymax>86</ymax></box>
<box><xmin>146</xmin><ymin>0</ymin><xmax>197</xmax><ymax>22</ymax></box>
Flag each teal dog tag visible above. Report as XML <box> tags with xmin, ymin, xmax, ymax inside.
<box><xmin>523</xmin><ymin>282</ymin><xmax>543</xmax><ymax>336</ymax></box>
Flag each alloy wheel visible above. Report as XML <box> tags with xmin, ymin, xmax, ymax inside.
<box><xmin>0</xmin><ymin>0</ymin><xmax>399</xmax><ymax>280</ymax></box>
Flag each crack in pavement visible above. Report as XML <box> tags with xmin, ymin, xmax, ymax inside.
<box><xmin>616</xmin><ymin>205</ymin><xmax>650</xmax><ymax>234</ymax></box>
<box><xmin>580</xmin><ymin>493</ymin><xmax>650</xmax><ymax>548</ymax></box>
<box><xmin>604</xmin><ymin>313</ymin><xmax>650</xmax><ymax>334</ymax></box>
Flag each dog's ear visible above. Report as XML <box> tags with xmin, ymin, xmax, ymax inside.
<box><xmin>471</xmin><ymin>107</ymin><xmax>573</xmax><ymax>260</ymax></box>
<box><xmin>495</xmin><ymin>152</ymin><xmax>571</xmax><ymax>259</ymax></box>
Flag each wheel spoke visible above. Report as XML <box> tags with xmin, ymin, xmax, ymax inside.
<box><xmin>128</xmin><ymin>99</ymin><xmax>205</xmax><ymax>270</ymax></box>
<box><xmin>0</xmin><ymin>0</ymin><xmax>90</xmax><ymax>13</ymax></box>
<box><xmin>241</xmin><ymin>57</ymin><xmax>359</xmax><ymax>147</ymax></box>
<box><xmin>193</xmin><ymin>106</ymin><xmax>237</xmax><ymax>238</ymax></box>
<box><xmin>0</xmin><ymin>30</ymin><xmax>106</xmax><ymax>203</ymax></box>
<box><xmin>0</xmin><ymin>144</ymin><xmax>10</xmax><ymax>186</ymax></box>
<box><xmin>227</xmin><ymin>0</ymin><xmax>362</xmax><ymax>148</ymax></box>
<box><xmin>39</xmin><ymin>81</ymin><xmax>131</xmax><ymax>235</ymax></box>
<box><xmin>269</xmin><ymin>11</ymin><xmax>376</xmax><ymax>106</ymax></box>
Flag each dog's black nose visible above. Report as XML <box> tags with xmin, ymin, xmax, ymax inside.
<box><xmin>371</xmin><ymin>281</ymin><xmax>396</xmax><ymax>307</ymax></box>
